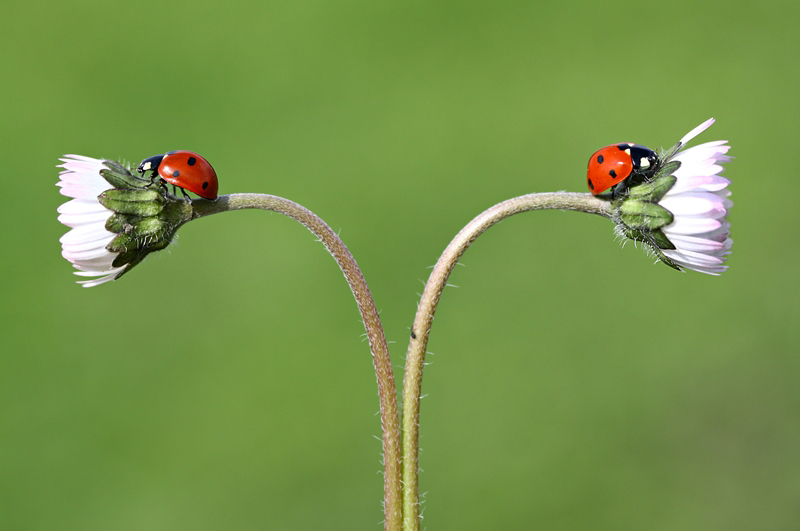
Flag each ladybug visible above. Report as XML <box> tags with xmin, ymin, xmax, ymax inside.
<box><xmin>587</xmin><ymin>143</ymin><xmax>659</xmax><ymax>197</ymax></box>
<box><xmin>137</xmin><ymin>151</ymin><xmax>219</xmax><ymax>200</ymax></box>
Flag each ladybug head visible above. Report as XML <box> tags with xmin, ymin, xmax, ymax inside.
<box><xmin>628</xmin><ymin>145</ymin><xmax>659</xmax><ymax>176</ymax></box>
<box><xmin>137</xmin><ymin>154</ymin><xmax>165</xmax><ymax>176</ymax></box>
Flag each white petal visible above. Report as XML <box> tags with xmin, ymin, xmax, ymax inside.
<box><xmin>666</xmin><ymin>174</ymin><xmax>730</xmax><ymax>194</ymax></box>
<box><xmin>663</xmin><ymin>215</ymin><xmax>722</xmax><ymax>235</ymax></box>
<box><xmin>660</xmin><ymin>192</ymin><xmax>728</xmax><ymax>217</ymax></box>
<box><xmin>674</xmin><ymin>144</ymin><xmax>729</xmax><ymax>162</ymax></box>
<box><xmin>673</xmin><ymin>156</ymin><xmax>725</xmax><ymax>175</ymax></box>
<box><xmin>61</xmin><ymin>238</ymin><xmax>114</xmax><ymax>253</ymax></box>
<box><xmin>63</xmin><ymin>246</ymin><xmax>117</xmax><ymax>261</ymax></box>
<box><xmin>679</xmin><ymin>118</ymin><xmax>715</xmax><ymax>145</ymax></box>
<box><xmin>77</xmin><ymin>273</ymin><xmax>122</xmax><ymax>288</ymax></box>
<box><xmin>666</xmin><ymin>233</ymin><xmax>728</xmax><ymax>252</ymax></box>
<box><xmin>58</xmin><ymin>156</ymin><xmax>106</xmax><ymax>172</ymax></box>
<box><xmin>66</xmin><ymin>252</ymin><xmax>118</xmax><ymax>269</ymax></box>
<box><xmin>663</xmin><ymin>248</ymin><xmax>725</xmax><ymax>267</ymax></box>
<box><xmin>60</xmin><ymin>154</ymin><xmax>103</xmax><ymax>164</ymax></box>
<box><xmin>661</xmin><ymin>254</ymin><xmax>728</xmax><ymax>276</ymax></box>
<box><xmin>674</xmin><ymin>159</ymin><xmax>726</xmax><ymax>179</ymax></box>
<box><xmin>676</xmin><ymin>221</ymin><xmax>732</xmax><ymax>244</ymax></box>
<box><xmin>57</xmin><ymin>210</ymin><xmax>112</xmax><ymax>228</ymax></box>
<box><xmin>74</xmin><ymin>267</ymin><xmax>124</xmax><ymax>277</ymax></box>
<box><xmin>722</xmin><ymin>197</ymin><xmax>733</xmax><ymax>210</ymax></box>
<box><xmin>59</xmin><ymin>224</ymin><xmax>115</xmax><ymax>245</ymax></box>
<box><xmin>57</xmin><ymin>198</ymin><xmax>110</xmax><ymax>215</ymax></box>
<box><xmin>677</xmin><ymin>263</ymin><xmax>728</xmax><ymax>275</ymax></box>
<box><xmin>57</xmin><ymin>181</ymin><xmax>109</xmax><ymax>199</ymax></box>
<box><xmin>676</xmin><ymin>140</ymin><xmax>730</xmax><ymax>156</ymax></box>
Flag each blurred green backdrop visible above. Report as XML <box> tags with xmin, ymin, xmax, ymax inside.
<box><xmin>2</xmin><ymin>0</ymin><xmax>798</xmax><ymax>529</ymax></box>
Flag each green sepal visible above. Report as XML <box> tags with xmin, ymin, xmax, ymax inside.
<box><xmin>619</xmin><ymin>227</ymin><xmax>682</xmax><ymax>272</ymax></box>
<box><xmin>110</xmin><ymin>248</ymin><xmax>142</xmax><ymax>269</ymax></box>
<box><xmin>106</xmin><ymin>211</ymin><xmax>174</xmax><ymax>237</ymax></box>
<box><xmin>100</xmin><ymin>188</ymin><xmax>162</xmax><ymax>203</ymax></box>
<box><xmin>106</xmin><ymin>216</ymin><xmax>176</xmax><ymax>253</ymax></box>
<box><xmin>618</xmin><ymin>198</ymin><xmax>674</xmax><ymax>230</ymax></box>
<box><xmin>132</xmin><ymin>216</ymin><xmax>165</xmax><ymax>236</ymax></box>
<box><xmin>652</xmin><ymin>160</ymin><xmax>681</xmax><ymax>180</ymax></box>
<box><xmin>105</xmin><ymin>213</ymin><xmax>139</xmax><ymax>234</ymax></box>
<box><xmin>646</xmin><ymin>228</ymin><xmax>676</xmax><ymax>250</ymax></box>
<box><xmin>650</xmin><ymin>246</ymin><xmax>682</xmax><ymax>271</ymax></box>
<box><xmin>98</xmin><ymin>189</ymin><xmax>165</xmax><ymax>216</ymax></box>
<box><xmin>100</xmin><ymin>161</ymin><xmax>152</xmax><ymax>189</ymax></box>
<box><xmin>107</xmin><ymin>222</ymin><xmax>172</xmax><ymax>265</ymax></box>
<box><xmin>644</xmin><ymin>241</ymin><xmax>682</xmax><ymax>272</ymax></box>
<box><xmin>112</xmin><ymin>255</ymin><xmax>146</xmax><ymax>277</ymax></box>
<box><xmin>626</xmin><ymin>175</ymin><xmax>677</xmax><ymax>202</ymax></box>
<box><xmin>111</xmin><ymin>239</ymin><xmax>171</xmax><ymax>270</ymax></box>
<box><xmin>107</xmin><ymin>233</ymin><xmax>137</xmax><ymax>253</ymax></box>
<box><xmin>104</xmin><ymin>198</ymin><xmax>192</xmax><ymax>278</ymax></box>
<box><xmin>659</xmin><ymin>142</ymin><xmax>682</xmax><ymax>163</ymax></box>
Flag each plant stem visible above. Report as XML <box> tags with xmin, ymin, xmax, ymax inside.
<box><xmin>400</xmin><ymin>192</ymin><xmax>612</xmax><ymax>531</ymax></box>
<box><xmin>192</xmin><ymin>194</ymin><xmax>403</xmax><ymax>531</ymax></box>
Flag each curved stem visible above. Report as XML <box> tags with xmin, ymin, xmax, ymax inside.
<box><xmin>400</xmin><ymin>192</ymin><xmax>612</xmax><ymax>531</ymax></box>
<box><xmin>192</xmin><ymin>194</ymin><xmax>402</xmax><ymax>531</ymax></box>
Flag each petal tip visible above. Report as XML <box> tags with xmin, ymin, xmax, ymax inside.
<box><xmin>679</xmin><ymin>118</ymin><xmax>716</xmax><ymax>146</ymax></box>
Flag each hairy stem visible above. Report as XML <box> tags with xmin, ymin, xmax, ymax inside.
<box><xmin>192</xmin><ymin>194</ymin><xmax>403</xmax><ymax>531</ymax></box>
<box><xmin>400</xmin><ymin>192</ymin><xmax>612</xmax><ymax>531</ymax></box>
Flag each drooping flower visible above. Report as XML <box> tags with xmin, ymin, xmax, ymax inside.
<box><xmin>56</xmin><ymin>155</ymin><xmax>194</xmax><ymax>287</ymax></box>
<box><xmin>614</xmin><ymin>119</ymin><xmax>732</xmax><ymax>275</ymax></box>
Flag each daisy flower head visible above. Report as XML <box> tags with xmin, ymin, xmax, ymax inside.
<box><xmin>56</xmin><ymin>155</ymin><xmax>193</xmax><ymax>287</ymax></box>
<box><xmin>614</xmin><ymin>118</ymin><xmax>732</xmax><ymax>275</ymax></box>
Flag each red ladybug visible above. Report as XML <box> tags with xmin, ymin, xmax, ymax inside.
<box><xmin>587</xmin><ymin>143</ymin><xmax>658</xmax><ymax>197</ymax></box>
<box><xmin>137</xmin><ymin>151</ymin><xmax>219</xmax><ymax>200</ymax></box>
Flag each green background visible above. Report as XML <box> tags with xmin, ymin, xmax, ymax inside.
<box><xmin>2</xmin><ymin>0</ymin><xmax>798</xmax><ymax>529</ymax></box>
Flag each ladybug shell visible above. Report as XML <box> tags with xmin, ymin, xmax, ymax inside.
<box><xmin>158</xmin><ymin>151</ymin><xmax>218</xmax><ymax>199</ymax></box>
<box><xmin>587</xmin><ymin>144</ymin><xmax>635</xmax><ymax>195</ymax></box>
<box><xmin>586</xmin><ymin>143</ymin><xmax>658</xmax><ymax>196</ymax></box>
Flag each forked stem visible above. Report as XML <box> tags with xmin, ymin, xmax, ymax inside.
<box><xmin>401</xmin><ymin>192</ymin><xmax>612</xmax><ymax>531</ymax></box>
<box><xmin>192</xmin><ymin>194</ymin><xmax>403</xmax><ymax>531</ymax></box>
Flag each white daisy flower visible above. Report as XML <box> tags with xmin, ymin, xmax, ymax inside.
<box><xmin>614</xmin><ymin>119</ymin><xmax>732</xmax><ymax>275</ymax></box>
<box><xmin>56</xmin><ymin>155</ymin><xmax>125</xmax><ymax>287</ymax></box>
<box><xmin>658</xmin><ymin>118</ymin><xmax>733</xmax><ymax>275</ymax></box>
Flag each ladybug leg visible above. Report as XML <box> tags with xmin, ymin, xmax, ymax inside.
<box><xmin>169</xmin><ymin>184</ymin><xmax>189</xmax><ymax>200</ymax></box>
<box><xmin>145</xmin><ymin>175</ymin><xmax>164</xmax><ymax>192</ymax></box>
<box><xmin>610</xmin><ymin>180</ymin><xmax>629</xmax><ymax>199</ymax></box>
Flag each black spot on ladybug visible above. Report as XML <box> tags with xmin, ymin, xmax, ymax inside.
<box><xmin>411</xmin><ymin>330</ymin><xmax>417</xmax><ymax>339</ymax></box>
<box><xmin>202</xmin><ymin>182</ymin><xmax>208</xmax><ymax>190</ymax></box>
<box><xmin>597</xmin><ymin>154</ymin><xmax>604</xmax><ymax>164</ymax></box>
<box><xmin>587</xmin><ymin>178</ymin><xmax>594</xmax><ymax>190</ymax></box>
<box><xmin>616</xmin><ymin>143</ymin><xmax>631</xmax><ymax>150</ymax></box>
<box><xmin>187</xmin><ymin>157</ymin><xmax>197</xmax><ymax>166</ymax></box>
<box><xmin>609</xmin><ymin>170</ymin><xmax>617</xmax><ymax>178</ymax></box>
<box><xmin>172</xmin><ymin>170</ymin><xmax>180</xmax><ymax>177</ymax></box>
